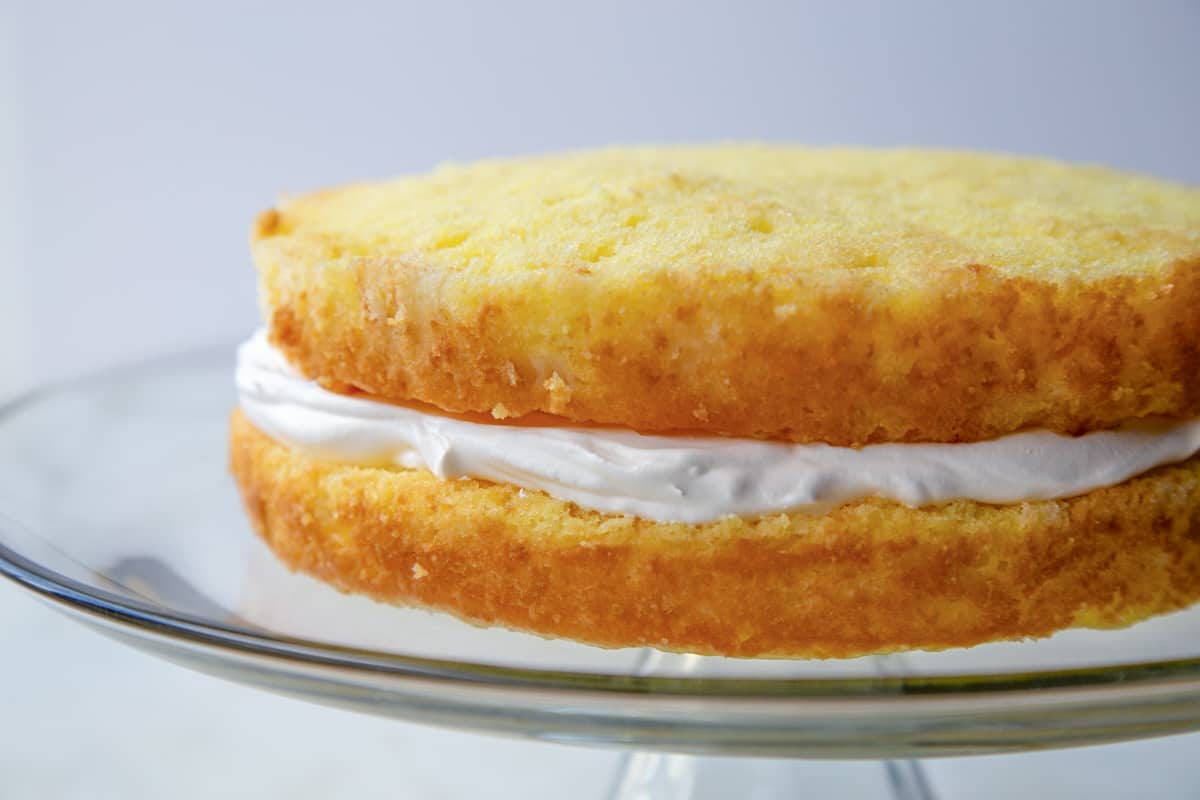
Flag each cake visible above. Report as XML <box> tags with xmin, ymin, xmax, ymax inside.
<box><xmin>230</xmin><ymin>145</ymin><xmax>1200</xmax><ymax>658</ymax></box>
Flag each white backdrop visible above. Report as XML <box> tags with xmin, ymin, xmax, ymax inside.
<box><xmin>8</xmin><ymin>0</ymin><xmax>1200</xmax><ymax>386</ymax></box>
<box><xmin>4</xmin><ymin>3</ymin><xmax>1200</xmax><ymax>798</ymax></box>
<box><xmin>2</xmin><ymin>5</ymin><xmax>29</xmax><ymax>396</ymax></box>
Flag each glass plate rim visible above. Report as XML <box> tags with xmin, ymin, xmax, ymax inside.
<box><xmin>2</xmin><ymin>345</ymin><xmax>1200</xmax><ymax>701</ymax></box>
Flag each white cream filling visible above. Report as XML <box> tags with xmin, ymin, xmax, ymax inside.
<box><xmin>236</xmin><ymin>331</ymin><xmax>1200</xmax><ymax>524</ymax></box>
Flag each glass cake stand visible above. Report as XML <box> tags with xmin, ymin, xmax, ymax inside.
<box><xmin>1</xmin><ymin>349</ymin><xmax>1198</xmax><ymax>799</ymax></box>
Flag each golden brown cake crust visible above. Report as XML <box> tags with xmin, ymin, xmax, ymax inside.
<box><xmin>253</xmin><ymin>147</ymin><xmax>1200</xmax><ymax>444</ymax></box>
<box><xmin>230</xmin><ymin>411</ymin><xmax>1200</xmax><ymax>658</ymax></box>
<box><xmin>263</xmin><ymin>257</ymin><xmax>1200</xmax><ymax>445</ymax></box>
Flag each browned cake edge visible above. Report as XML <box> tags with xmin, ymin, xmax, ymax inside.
<box><xmin>258</xmin><ymin>247</ymin><xmax>1200</xmax><ymax>445</ymax></box>
<box><xmin>229</xmin><ymin>411</ymin><xmax>1200</xmax><ymax>658</ymax></box>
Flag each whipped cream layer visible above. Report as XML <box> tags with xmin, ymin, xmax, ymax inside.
<box><xmin>237</xmin><ymin>331</ymin><xmax>1200</xmax><ymax>524</ymax></box>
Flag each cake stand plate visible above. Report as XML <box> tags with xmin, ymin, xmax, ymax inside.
<box><xmin>2</xmin><ymin>349</ymin><xmax>1199</xmax><ymax>798</ymax></box>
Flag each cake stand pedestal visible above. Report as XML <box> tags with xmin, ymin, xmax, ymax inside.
<box><xmin>607</xmin><ymin>751</ymin><xmax>934</xmax><ymax>800</ymax></box>
<box><xmin>600</xmin><ymin>649</ymin><xmax>934</xmax><ymax>799</ymax></box>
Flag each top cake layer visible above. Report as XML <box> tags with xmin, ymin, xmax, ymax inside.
<box><xmin>252</xmin><ymin>145</ymin><xmax>1200</xmax><ymax>445</ymax></box>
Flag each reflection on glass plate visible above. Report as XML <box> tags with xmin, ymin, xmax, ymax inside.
<box><xmin>1</xmin><ymin>349</ymin><xmax>1198</xmax><ymax>758</ymax></box>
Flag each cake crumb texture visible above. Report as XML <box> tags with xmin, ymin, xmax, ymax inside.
<box><xmin>230</xmin><ymin>411</ymin><xmax>1200</xmax><ymax>658</ymax></box>
<box><xmin>254</xmin><ymin>146</ymin><xmax>1200</xmax><ymax>444</ymax></box>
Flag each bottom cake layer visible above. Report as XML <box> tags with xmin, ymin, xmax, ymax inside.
<box><xmin>229</xmin><ymin>410</ymin><xmax>1200</xmax><ymax>658</ymax></box>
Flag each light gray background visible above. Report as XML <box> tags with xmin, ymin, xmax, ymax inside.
<box><xmin>3</xmin><ymin>2</ymin><xmax>1200</xmax><ymax>798</ymax></box>
<box><xmin>6</xmin><ymin>0</ymin><xmax>1200</xmax><ymax>390</ymax></box>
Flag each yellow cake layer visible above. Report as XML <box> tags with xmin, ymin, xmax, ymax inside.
<box><xmin>253</xmin><ymin>145</ymin><xmax>1200</xmax><ymax>444</ymax></box>
<box><xmin>232</xmin><ymin>411</ymin><xmax>1200</xmax><ymax>658</ymax></box>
